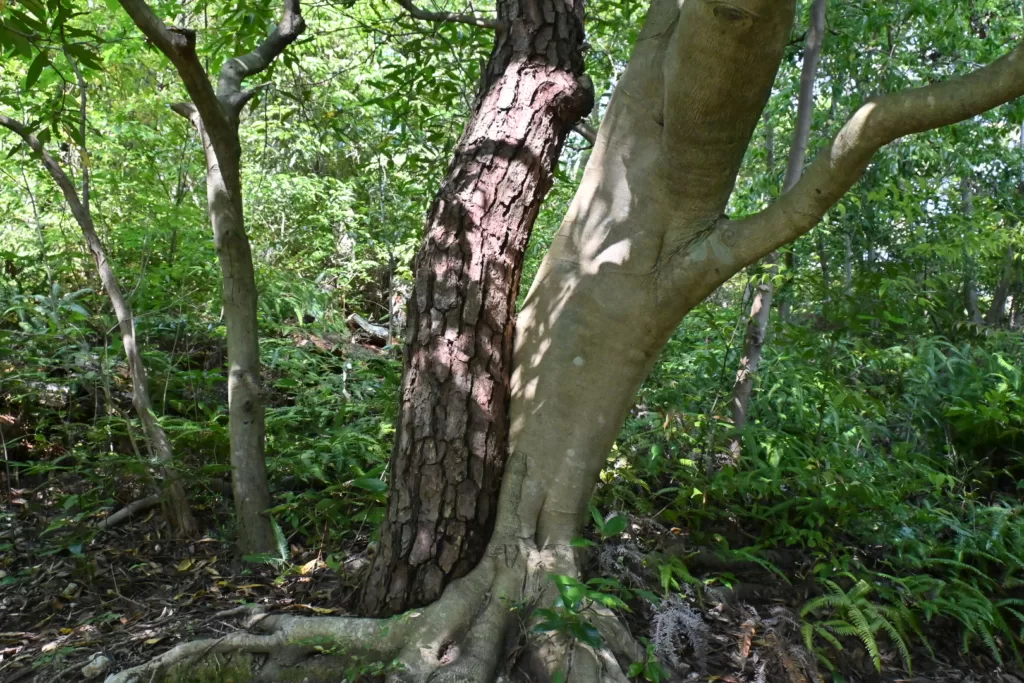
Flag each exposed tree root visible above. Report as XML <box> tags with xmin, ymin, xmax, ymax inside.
<box><xmin>104</xmin><ymin>456</ymin><xmax>645</xmax><ymax>682</ymax></box>
<box><xmin>104</xmin><ymin>540</ymin><xmax>642</xmax><ymax>683</ymax></box>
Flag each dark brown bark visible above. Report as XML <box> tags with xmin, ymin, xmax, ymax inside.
<box><xmin>360</xmin><ymin>0</ymin><xmax>592</xmax><ymax>617</ymax></box>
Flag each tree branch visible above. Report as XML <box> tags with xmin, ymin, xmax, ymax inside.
<box><xmin>573</xmin><ymin>121</ymin><xmax>597</xmax><ymax>145</ymax></box>
<box><xmin>712</xmin><ymin>42</ymin><xmax>1024</xmax><ymax>273</ymax></box>
<box><xmin>393</xmin><ymin>0</ymin><xmax>499</xmax><ymax>29</ymax></box>
<box><xmin>781</xmin><ymin>0</ymin><xmax>826</xmax><ymax>193</ymax></box>
<box><xmin>0</xmin><ymin>115</ymin><xmax>91</xmax><ymax>231</ymax></box>
<box><xmin>217</xmin><ymin>0</ymin><xmax>306</xmax><ymax>113</ymax></box>
<box><xmin>115</xmin><ymin>0</ymin><xmax>232</xmax><ymax>142</ymax></box>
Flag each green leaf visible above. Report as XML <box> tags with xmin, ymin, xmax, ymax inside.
<box><xmin>601</xmin><ymin>514</ymin><xmax>628</xmax><ymax>538</ymax></box>
<box><xmin>25</xmin><ymin>51</ymin><xmax>49</xmax><ymax>90</ymax></box>
<box><xmin>350</xmin><ymin>478</ymin><xmax>387</xmax><ymax>492</ymax></box>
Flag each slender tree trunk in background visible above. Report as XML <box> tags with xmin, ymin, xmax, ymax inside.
<box><xmin>117</xmin><ymin>0</ymin><xmax>306</xmax><ymax>556</ymax></box>
<box><xmin>1011</xmin><ymin>287</ymin><xmax>1022</xmax><ymax>330</ymax></box>
<box><xmin>962</xmin><ymin>177</ymin><xmax>985</xmax><ymax>325</ymax></box>
<box><xmin>842</xmin><ymin>231</ymin><xmax>854</xmax><ymax>292</ymax></box>
<box><xmin>729</xmin><ymin>0</ymin><xmax>826</xmax><ymax>460</ymax></box>
<box><xmin>985</xmin><ymin>245</ymin><xmax>1015</xmax><ymax>325</ymax></box>
<box><xmin>817</xmin><ymin>232</ymin><xmax>832</xmax><ymax>293</ymax></box>
<box><xmin>360</xmin><ymin>0</ymin><xmax>593</xmax><ymax>617</ymax></box>
<box><xmin>175</xmin><ymin>107</ymin><xmax>277</xmax><ymax>556</ymax></box>
<box><xmin>0</xmin><ymin>114</ymin><xmax>196</xmax><ymax>536</ymax></box>
<box><xmin>777</xmin><ymin>249</ymin><xmax>794</xmax><ymax>321</ymax></box>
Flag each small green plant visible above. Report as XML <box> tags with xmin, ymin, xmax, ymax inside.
<box><xmin>801</xmin><ymin>576</ymin><xmax>914</xmax><ymax>673</ymax></box>
<box><xmin>533</xmin><ymin>574</ymin><xmax>630</xmax><ymax>648</ymax></box>
<box><xmin>589</xmin><ymin>504</ymin><xmax>629</xmax><ymax>540</ymax></box>
<box><xmin>627</xmin><ymin>639</ymin><xmax>670</xmax><ymax>682</ymax></box>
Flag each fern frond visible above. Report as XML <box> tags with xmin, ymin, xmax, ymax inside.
<box><xmin>850</xmin><ymin>579</ymin><xmax>874</xmax><ymax>602</ymax></box>
<box><xmin>876</xmin><ymin>615</ymin><xmax>913</xmax><ymax>673</ymax></box>
<box><xmin>801</xmin><ymin>622</ymin><xmax>814</xmax><ymax>652</ymax></box>
<box><xmin>811</xmin><ymin>624</ymin><xmax>844</xmax><ymax>650</ymax></box>
<box><xmin>801</xmin><ymin>594</ymin><xmax>846</xmax><ymax>616</ymax></box>
<box><xmin>977</xmin><ymin>622</ymin><xmax>1004</xmax><ymax>666</ymax></box>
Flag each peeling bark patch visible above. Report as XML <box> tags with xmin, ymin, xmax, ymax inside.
<box><xmin>706</xmin><ymin>0</ymin><xmax>756</xmax><ymax>28</ymax></box>
<box><xmin>360</xmin><ymin>0</ymin><xmax>593</xmax><ymax>618</ymax></box>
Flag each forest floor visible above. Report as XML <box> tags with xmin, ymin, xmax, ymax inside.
<box><xmin>1</xmin><ymin>484</ymin><xmax>1021</xmax><ymax>683</ymax></box>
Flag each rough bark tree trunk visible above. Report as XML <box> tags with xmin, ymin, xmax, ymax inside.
<box><xmin>360</xmin><ymin>0</ymin><xmax>593</xmax><ymax>617</ymax></box>
<box><xmin>729</xmin><ymin>0</ymin><xmax>826</xmax><ymax>460</ymax></box>
<box><xmin>0</xmin><ymin>114</ymin><xmax>196</xmax><ymax>536</ymax></box>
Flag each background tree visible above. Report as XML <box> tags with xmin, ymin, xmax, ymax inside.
<box><xmin>0</xmin><ymin>84</ymin><xmax>196</xmax><ymax>536</ymax></box>
<box><xmin>729</xmin><ymin>0</ymin><xmax>826</xmax><ymax>461</ymax></box>
<box><xmin>114</xmin><ymin>0</ymin><xmax>306</xmax><ymax>555</ymax></box>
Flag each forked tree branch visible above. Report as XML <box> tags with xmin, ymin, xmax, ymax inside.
<box><xmin>117</xmin><ymin>0</ymin><xmax>305</xmax><ymax>140</ymax></box>
<box><xmin>217</xmin><ymin>0</ymin><xmax>306</xmax><ymax>110</ymax></box>
<box><xmin>116</xmin><ymin>0</ymin><xmax>231</xmax><ymax>142</ymax></box>
<box><xmin>712</xmin><ymin>42</ymin><xmax>1024</xmax><ymax>273</ymax></box>
<box><xmin>393</xmin><ymin>0</ymin><xmax>499</xmax><ymax>29</ymax></box>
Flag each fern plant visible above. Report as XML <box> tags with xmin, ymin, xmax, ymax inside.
<box><xmin>801</xmin><ymin>576</ymin><xmax>914</xmax><ymax>673</ymax></box>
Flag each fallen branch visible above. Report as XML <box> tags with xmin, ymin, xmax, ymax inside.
<box><xmin>97</xmin><ymin>495</ymin><xmax>161</xmax><ymax>530</ymax></box>
<box><xmin>346</xmin><ymin>313</ymin><xmax>389</xmax><ymax>344</ymax></box>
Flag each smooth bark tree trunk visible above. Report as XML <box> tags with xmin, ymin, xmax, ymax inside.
<box><xmin>817</xmin><ymin>231</ymin><xmax>832</xmax><ymax>294</ymax></box>
<box><xmin>176</xmin><ymin>106</ymin><xmax>277</xmax><ymax>556</ymax></box>
<box><xmin>962</xmin><ymin>177</ymin><xmax>985</xmax><ymax>325</ymax></box>
<box><xmin>360</xmin><ymin>0</ymin><xmax>593</xmax><ymax>616</ymax></box>
<box><xmin>117</xmin><ymin>0</ymin><xmax>307</xmax><ymax>556</ymax></box>
<box><xmin>0</xmin><ymin>115</ymin><xmax>196</xmax><ymax>536</ymax></box>
<box><xmin>729</xmin><ymin>0</ymin><xmax>826</xmax><ymax>459</ymax></box>
<box><xmin>1011</xmin><ymin>287</ymin><xmax>1022</xmax><ymax>330</ymax></box>
<box><xmin>842</xmin><ymin>231</ymin><xmax>853</xmax><ymax>292</ymax></box>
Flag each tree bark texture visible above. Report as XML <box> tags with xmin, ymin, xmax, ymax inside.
<box><xmin>360</xmin><ymin>0</ymin><xmax>593</xmax><ymax>617</ymax></box>
<box><xmin>0</xmin><ymin>115</ymin><xmax>196</xmax><ymax>536</ymax></box>
<box><xmin>729</xmin><ymin>0</ymin><xmax>826</xmax><ymax>458</ymax></box>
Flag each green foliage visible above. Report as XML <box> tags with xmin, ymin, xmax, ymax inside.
<box><xmin>626</xmin><ymin>640</ymin><xmax>670</xmax><ymax>683</ymax></box>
